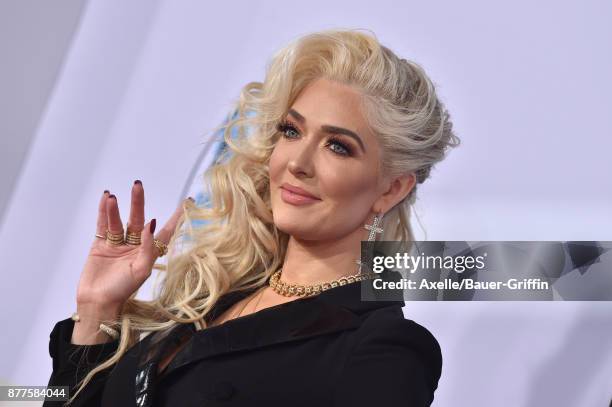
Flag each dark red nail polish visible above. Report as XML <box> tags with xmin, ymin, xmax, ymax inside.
<box><xmin>150</xmin><ymin>219</ymin><xmax>156</xmax><ymax>234</ymax></box>
<box><xmin>103</xmin><ymin>190</ymin><xmax>109</xmax><ymax>194</ymax></box>
<box><xmin>134</xmin><ymin>180</ymin><xmax>142</xmax><ymax>185</ymax></box>
<box><xmin>109</xmin><ymin>194</ymin><xmax>116</xmax><ymax>199</ymax></box>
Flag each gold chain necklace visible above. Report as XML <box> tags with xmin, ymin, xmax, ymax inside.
<box><xmin>268</xmin><ymin>268</ymin><xmax>377</xmax><ymax>298</ymax></box>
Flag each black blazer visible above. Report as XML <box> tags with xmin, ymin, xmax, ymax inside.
<box><xmin>44</xmin><ymin>280</ymin><xmax>442</xmax><ymax>406</ymax></box>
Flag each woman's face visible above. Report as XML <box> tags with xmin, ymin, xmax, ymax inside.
<box><xmin>269</xmin><ymin>77</ymin><xmax>391</xmax><ymax>242</ymax></box>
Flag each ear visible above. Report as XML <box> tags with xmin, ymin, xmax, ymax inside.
<box><xmin>372</xmin><ymin>173</ymin><xmax>416</xmax><ymax>214</ymax></box>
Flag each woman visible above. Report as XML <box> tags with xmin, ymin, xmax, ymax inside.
<box><xmin>44</xmin><ymin>29</ymin><xmax>459</xmax><ymax>406</ymax></box>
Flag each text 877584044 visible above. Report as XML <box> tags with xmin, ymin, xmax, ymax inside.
<box><xmin>0</xmin><ymin>386</ymin><xmax>69</xmax><ymax>401</ymax></box>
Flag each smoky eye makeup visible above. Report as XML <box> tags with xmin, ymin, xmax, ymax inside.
<box><xmin>275</xmin><ymin>119</ymin><xmax>355</xmax><ymax>157</ymax></box>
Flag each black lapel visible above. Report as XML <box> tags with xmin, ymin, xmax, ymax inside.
<box><xmin>133</xmin><ymin>276</ymin><xmax>405</xmax><ymax>404</ymax></box>
<box><xmin>163</xmin><ymin>278</ymin><xmax>404</xmax><ymax>378</ymax></box>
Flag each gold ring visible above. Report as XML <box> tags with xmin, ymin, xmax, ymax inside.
<box><xmin>106</xmin><ymin>230</ymin><xmax>125</xmax><ymax>245</ymax></box>
<box><xmin>153</xmin><ymin>239</ymin><xmax>168</xmax><ymax>257</ymax></box>
<box><xmin>125</xmin><ymin>222</ymin><xmax>142</xmax><ymax>245</ymax></box>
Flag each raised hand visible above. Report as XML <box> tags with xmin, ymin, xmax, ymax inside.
<box><xmin>72</xmin><ymin>180</ymin><xmax>191</xmax><ymax>344</ymax></box>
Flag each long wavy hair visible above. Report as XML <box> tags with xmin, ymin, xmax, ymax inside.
<box><xmin>66</xmin><ymin>28</ymin><xmax>460</xmax><ymax>405</ymax></box>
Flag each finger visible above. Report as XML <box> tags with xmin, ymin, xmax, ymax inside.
<box><xmin>106</xmin><ymin>194</ymin><xmax>125</xmax><ymax>239</ymax></box>
<box><xmin>96</xmin><ymin>190</ymin><xmax>110</xmax><ymax>237</ymax></box>
<box><xmin>127</xmin><ymin>180</ymin><xmax>145</xmax><ymax>234</ymax></box>
<box><xmin>155</xmin><ymin>197</ymin><xmax>193</xmax><ymax>245</ymax></box>
<box><xmin>132</xmin><ymin>198</ymin><xmax>193</xmax><ymax>275</ymax></box>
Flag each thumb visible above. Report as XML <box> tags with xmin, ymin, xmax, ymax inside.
<box><xmin>132</xmin><ymin>197</ymin><xmax>192</xmax><ymax>279</ymax></box>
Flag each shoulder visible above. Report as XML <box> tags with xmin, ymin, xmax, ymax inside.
<box><xmin>331</xmin><ymin>305</ymin><xmax>443</xmax><ymax>405</ymax></box>
<box><xmin>368</xmin><ymin>306</ymin><xmax>441</xmax><ymax>349</ymax></box>
<box><xmin>354</xmin><ymin>306</ymin><xmax>443</xmax><ymax>390</ymax></box>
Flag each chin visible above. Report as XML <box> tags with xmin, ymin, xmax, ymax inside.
<box><xmin>273</xmin><ymin>215</ymin><xmax>316</xmax><ymax>239</ymax></box>
<box><xmin>273</xmin><ymin>214</ymin><xmax>303</xmax><ymax>232</ymax></box>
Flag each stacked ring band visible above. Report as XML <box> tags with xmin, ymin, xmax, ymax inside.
<box><xmin>106</xmin><ymin>230</ymin><xmax>125</xmax><ymax>245</ymax></box>
<box><xmin>97</xmin><ymin>225</ymin><xmax>168</xmax><ymax>258</ymax></box>
<box><xmin>125</xmin><ymin>222</ymin><xmax>142</xmax><ymax>245</ymax></box>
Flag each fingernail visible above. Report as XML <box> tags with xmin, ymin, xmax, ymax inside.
<box><xmin>134</xmin><ymin>180</ymin><xmax>142</xmax><ymax>186</ymax></box>
<box><xmin>109</xmin><ymin>194</ymin><xmax>116</xmax><ymax>199</ymax></box>
<box><xmin>150</xmin><ymin>218</ymin><xmax>156</xmax><ymax>234</ymax></box>
<box><xmin>103</xmin><ymin>190</ymin><xmax>109</xmax><ymax>194</ymax></box>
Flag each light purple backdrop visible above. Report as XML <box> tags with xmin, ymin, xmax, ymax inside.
<box><xmin>1</xmin><ymin>1</ymin><xmax>610</xmax><ymax>406</ymax></box>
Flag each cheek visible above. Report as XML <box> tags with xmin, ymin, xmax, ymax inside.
<box><xmin>268</xmin><ymin>147</ymin><xmax>284</xmax><ymax>186</ymax></box>
<box><xmin>320</xmin><ymin>165</ymin><xmax>378</xmax><ymax>202</ymax></box>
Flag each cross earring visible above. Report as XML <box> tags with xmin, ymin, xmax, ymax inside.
<box><xmin>364</xmin><ymin>211</ymin><xmax>384</xmax><ymax>242</ymax></box>
<box><xmin>355</xmin><ymin>211</ymin><xmax>385</xmax><ymax>272</ymax></box>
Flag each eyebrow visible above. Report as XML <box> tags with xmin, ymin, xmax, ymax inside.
<box><xmin>287</xmin><ymin>108</ymin><xmax>366</xmax><ymax>153</ymax></box>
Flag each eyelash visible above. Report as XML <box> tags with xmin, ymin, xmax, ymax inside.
<box><xmin>275</xmin><ymin>119</ymin><xmax>354</xmax><ymax>157</ymax></box>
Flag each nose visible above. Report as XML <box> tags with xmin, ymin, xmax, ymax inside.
<box><xmin>287</xmin><ymin>160</ymin><xmax>312</xmax><ymax>178</ymax></box>
<box><xmin>287</xmin><ymin>137</ymin><xmax>316</xmax><ymax>178</ymax></box>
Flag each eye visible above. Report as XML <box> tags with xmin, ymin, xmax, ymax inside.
<box><xmin>326</xmin><ymin>137</ymin><xmax>352</xmax><ymax>157</ymax></box>
<box><xmin>276</xmin><ymin>120</ymin><xmax>300</xmax><ymax>139</ymax></box>
<box><xmin>275</xmin><ymin>120</ymin><xmax>354</xmax><ymax>157</ymax></box>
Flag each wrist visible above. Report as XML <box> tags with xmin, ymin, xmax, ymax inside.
<box><xmin>71</xmin><ymin>303</ymin><xmax>123</xmax><ymax>345</ymax></box>
<box><xmin>76</xmin><ymin>301</ymin><xmax>123</xmax><ymax>319</ymax></box>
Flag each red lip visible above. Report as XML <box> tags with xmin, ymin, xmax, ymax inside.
<box><xmin>280</xmin><ymin>183</ymin><xmax>320</xmax><ymax>200</ymax></box>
